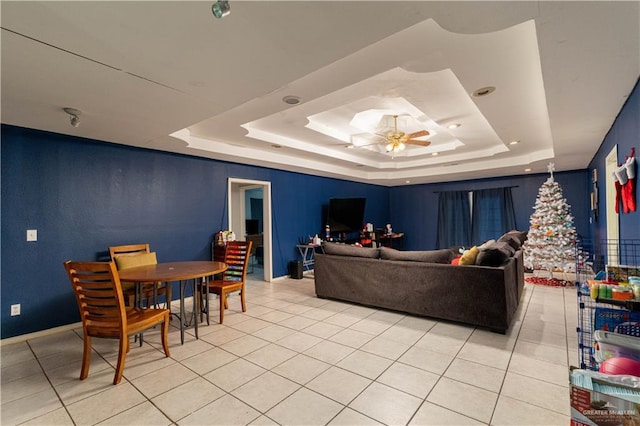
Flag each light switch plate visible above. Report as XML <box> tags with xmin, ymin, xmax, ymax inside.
<box><xmin>27</xmin><ymin>229</ymin><xmax>37</xmax><ymax>242</ymax></box>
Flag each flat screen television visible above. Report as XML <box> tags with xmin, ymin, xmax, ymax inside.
<box><xmin>326</xmin><ymin>197</ymin><xmax>366</xmax><ymax>234</ymax></box>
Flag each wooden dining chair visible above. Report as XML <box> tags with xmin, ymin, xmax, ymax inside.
<box><xmin>109</xmin><ymin>244</ymin><xmax>171</xmax><ymax>310</ymax></box>
<box><xmin>199</xmin><ymin>240</ymin><xmax>252</xmax><ymax>325</ymax></box>
<box><xmin>63</xmin><ymin>260</ymin><xmax>170</xmax><ymax>385</ymax></box>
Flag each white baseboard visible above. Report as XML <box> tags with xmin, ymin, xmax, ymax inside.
<box><xmin>1</xmin><ymin>322</ymin><xmax>82</xmax><ymax>347</ymax></box>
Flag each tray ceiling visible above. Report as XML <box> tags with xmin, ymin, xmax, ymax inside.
<box><xmin>2</xmin><ymin>1</ymin><xmax>638</xmax><ymax>185</ymax></box>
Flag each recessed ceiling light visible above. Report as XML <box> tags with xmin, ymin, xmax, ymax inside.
<box><xmin>524</xmin><ymin>168</ymin><xmax>532</xmax><ymax>172</ymax></box>
<box><xmin>447</xmin><ymin>123</ymin><xmax>461</xmax><ymax>129</ymax></box>
<box><xmin>271</xmin><ymin>144</ymin><xmax>282</xmax><ymax>149</ymax></box>
<box><xmin>282</xmin><ymin>95</ymin><xmax>302</xmax><ymax>105</ymax></box>
<box><xmin>472</xmin><ymin>86</ymin><xmax>496</xmax><ymax>97</ymax></box>
<box><xmin>509</xmin><ymin>140</ymin><xmax>520</xmax><ymax>145</ymax></box>
<box><xmin>405</xmin><ymin>180</ymin><xmax>411</xmax><ymax>184</ymax></box>
<box><xmin>346</xmin><ymin>145</ymin><xmax>354</xmax><ymax>149</ymax></box>
<box><xmin>432</xmin><ymin>152</ymin><xmax>439</xmax><ymax>156</ymax></box>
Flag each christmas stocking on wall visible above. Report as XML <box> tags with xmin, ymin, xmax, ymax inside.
<box><xmin>623</xmin><ymin>150</ymin><xmax>636</xmax><ymax>212</ymax></box>
<box><xmin>614</xmin><ymin>148</ymin><xmax>637</xmax><ymax>214</ymax></box>
<box><xmin>615</xmin><ymin>160</ymin><xmax>629</xmax><ymax>213</ymax></box>
<box><xmin>615</xmin><ymin>179</ymin><xmax>623</xmax><ymax>214</ymax></box>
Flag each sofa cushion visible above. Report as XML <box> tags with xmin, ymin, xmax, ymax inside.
<box><xmin>499</xmin><ymin>230</ymin><xmax>528</xmax><ymax>246</ymax></box>
<box><xmin>323</xmin><ymin>242</ymin><xmax>380</xmax><ymax>259</ymax></box>
<box><xmin>497</xmin><ymin>234</ymin><xmax>522</xmax><ymax>250</ymax></box>
<box><xmin>478</xmin><ymin>239</ymin><xmax>496</xmax><ymax>250</ymax></box>
<box><xmin>476</xmin><ymin>242</ymin><xmax>515</xmax><ymax>267</ymax></box>
<box><xmin>380</xmin><ymin>248</ymin><xmax>454</xmax><ymax>264</ymax></box>
<box><xmin>459</xmin><ymin>246</ymin><xmax>479</xmax><ymax>265</ymax></box>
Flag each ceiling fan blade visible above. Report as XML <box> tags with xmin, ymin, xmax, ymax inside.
<box><xmin>405</xmin><ymin>139</ymin><xmax>431</xmax><ymax>147</ymax></box>
<box><xmin>406</xmin><ymin>130</ymin><xmax>430</xmax><ymax>138</ymax></box>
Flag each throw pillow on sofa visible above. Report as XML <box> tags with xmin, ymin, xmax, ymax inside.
<box><xmin>475</xmin><ymin>242</ymin><xmax>515</xmax><ymax>267</ymax></box>
<box><xmin>458</xmin><ymin>246</ymin><xmax>479</xmax><ymax>265</ymax></box>
<box><xmin>323</xmin><ymin>242</ymin><xmax>380</xmax><ymax>258</ymax></box>
<box><xmin>380</xmin><ymin>248</ymin><xmax>455</xmax><ymax>264</ymax></box>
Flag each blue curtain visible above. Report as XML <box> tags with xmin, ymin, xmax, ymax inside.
<box><xmin>471</xmin><ymin>187</ymin><xmax>516</xmax><ymax>245</ymax></box>
<box><xmin>436</xmin><ymin>191</ymin><xmax>471</xmax><ymax>249</ymax></box>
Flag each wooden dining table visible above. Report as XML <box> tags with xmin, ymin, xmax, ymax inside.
<box><xmin>118</xmin><ymin>261</ymin><xmax>227</xmax><ymax>344</ymax></box>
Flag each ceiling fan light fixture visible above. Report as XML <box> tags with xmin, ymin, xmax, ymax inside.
<box><xmin>211</xmin><ymin>0</ymin><xmax>231</xmax><ymax>19</ymax></box>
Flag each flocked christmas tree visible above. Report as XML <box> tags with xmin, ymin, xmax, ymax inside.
<box><xmin>523</xmin><ymin>163</ymin><xmax>577</xmax><ymax>274</ymax></box>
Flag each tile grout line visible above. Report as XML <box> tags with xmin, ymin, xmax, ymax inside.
<box><xmin>4</xmin><ymin>280</ymin><xmax>574</xmax><ymax>425</ymax></box>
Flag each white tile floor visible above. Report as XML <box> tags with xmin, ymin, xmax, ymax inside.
<box><xmin>1</xmin><ymin>274</ymin><xmax>579</xmax><ymax>425</ymax></box>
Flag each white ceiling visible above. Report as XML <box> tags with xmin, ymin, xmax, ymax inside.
<box><xmin>2</xmin><ymin>1</ymin><xmax>639</xmax><ymax>186</ymax></box>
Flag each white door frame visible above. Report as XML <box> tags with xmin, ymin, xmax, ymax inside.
<box><xmin>605</xmin><ymin>145</ymin><xmax>619</xmax><ymax>265</ymax></box>
<box><xmin>228</xmin><ymin>178</ymin><xmax>273</xmax><ymax>282</ymax></box>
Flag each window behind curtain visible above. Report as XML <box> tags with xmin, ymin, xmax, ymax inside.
<box><xmin>436</xmin><ymin>191</ymin><xmax>471</xmax><ymax>249</ymax></box>
<box><xmin>471</xmin><ymin>187</ymin><xmax>516</xmax><ymax>245</ymax></box>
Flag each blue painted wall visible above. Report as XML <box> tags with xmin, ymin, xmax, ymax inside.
<box><xmin>390</xmin><ymin>170</ymin><xmax>591</xmax><ymax>250</ymax></box>
<box><xmin>3</xmin><ymin>72</ymin><xmax>638</xmax><ymax>339</ymax></box>
<box><xmin>1</xmin><ymin>125</ymin><xmax>389</xmax><ymax>338</ymax></box>
<box><xmin>589</xmin><ymin>78</ymin><xmax>640</xmax><ymax>242</ymax></box>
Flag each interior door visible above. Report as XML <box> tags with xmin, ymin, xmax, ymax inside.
<box><xmin>228</xmin><ymin>178</ymin><xmax>273</xmax><ymax>282</ymax></box>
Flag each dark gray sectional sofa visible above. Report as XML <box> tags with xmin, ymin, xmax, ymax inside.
<box><xmin>314</xmin><ymin>240</ymin><xmax>525</xmax><ymax>334</ymax></box>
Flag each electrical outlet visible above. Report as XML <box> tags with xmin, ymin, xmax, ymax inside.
<box><xmin>26</xmin><ymin>229</ymin><xmax>37</xmax><ymax>242</ymax></box>
<box><xmin>10</xmin><ymin>304</ymin><xmax>20</xmax><ymax>316</ymax></box>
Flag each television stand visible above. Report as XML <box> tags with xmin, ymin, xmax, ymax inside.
<box><xmin>327</xmin><ymin>236</ymin><xmax>359</xmax><ymax>245</ymax></box>
<box><xmin>378</xmin><ymin>233</ymin><xmax>404</xmax><ymax>250</ymax></box>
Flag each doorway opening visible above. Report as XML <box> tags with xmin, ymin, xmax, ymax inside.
<box><xmin>227</xmin><ymin>178</ymin><xmax>273</xmax><ymax>282</ymax></box>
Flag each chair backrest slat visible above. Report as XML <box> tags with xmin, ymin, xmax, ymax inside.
<box><xmin>108</xmin><ymin>244</ymin><xmax>150</xmax><ymax>260</ymax></box>
<box><xmin>222</xmin><ymin>241</ymin><xmax>252</xmax><ymax>283</ymax></box>
<box><xmin>65</xmin><ymin>261</ymin><xmax>127</xmax><ymax>329</ymax></box>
